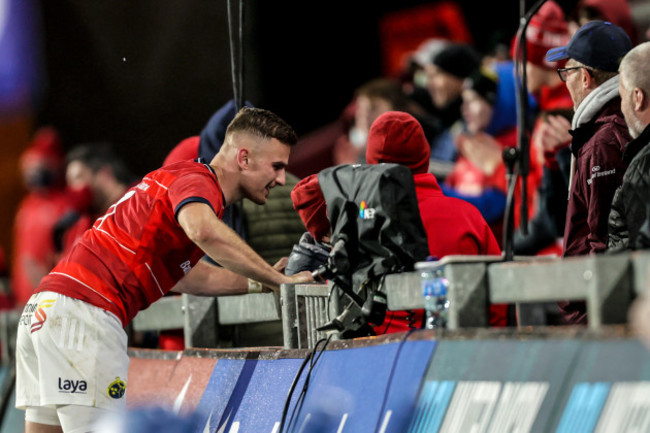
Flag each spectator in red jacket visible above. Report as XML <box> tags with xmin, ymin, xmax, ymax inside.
<box><xmin>53</xmin><ymin>143</ymin><xmax>136</xmax><ymax>257</ymax></box>
<box><xmin>365</xmin><ymin>111</ymin><xmax>508</xmax><ymax>332</ymax></box>
<box><xmin>290</xmin><ymin>111</ymin><xmax>509</xmax><ymax>333</ymax></box>
<box><xmin>11</xmin><ymin>127</ymin><xmax>77</xmax><ymax>306</ymax></box>
<box><xmin>367</xmin><ymin>111</ymin><xmax>502</xmax><ymax>258</ymax></box>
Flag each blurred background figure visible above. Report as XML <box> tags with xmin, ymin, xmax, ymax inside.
<box><xmin>513</xmin><ymin>0</ymin><xmax>574</xmax><ymax>257</ymax></box>
<box><xmin>401</xmin><ymin>38</ymin><xmax>450</xmax><ymax>87</ymax></box>
<box><xmin>423</xmin><ymin>43</ymin><xmax>482</xmax><ymax>178</ymax></box>
<box><xmin>11</xmin><ymin>126</ymin><xmax>75</xmax><ymax>307</ymax></box>
<box><xmin>399</xmin><ymin>38</ymin><xmax>451</xmax><ymax>117</ymax></box>
<box><xmin>568</xmin><ymin>0</ymin><xmax>639</xmax><ymax>44</ymax></box>
<box><xmin>443</xmin><ymin>64</ymin><xmax>543</xmax><ymax>246</ymax></box>
<box><xmin>332</xmin><ymin>78</ymin><xmax>412</xmax><ymax>166</ymax></box>
<box><xmin>54</xmin><ymin>142</ymin><xmax>136</xmax><ymax>257</ymax></box>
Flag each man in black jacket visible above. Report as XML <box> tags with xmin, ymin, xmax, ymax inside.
<box><xmin>608</xmin><ymin>42</ymin><xmax>650</xmax><ymax>251</ymax></box>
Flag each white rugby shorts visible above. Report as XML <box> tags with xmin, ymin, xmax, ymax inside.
<box><xmin>16</xmin><ymin>291</ymin><xmax>129</xmax><ymax>410</ymax></box>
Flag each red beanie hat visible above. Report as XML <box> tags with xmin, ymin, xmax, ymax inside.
<box><xmin>365</xmin><ymin>111</ymin><xmax>430</xmax><ymax>174</ymax></box>
<box><xmin>21</xmin><ymin>126</ymin><xmax>64</xmax><ymax>168</ymax></box>
<box><xmin>291</xmin><ymin>174</ymin><xmax>330</xmax><ymax>241</ymax></box>
<box><xmin>513</xmin><ymin>1</ymin><xmax>570</xmax><ymax>70</ymax></box>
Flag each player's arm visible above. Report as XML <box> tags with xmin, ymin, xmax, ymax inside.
<box><xmin>171</xmin><ymin>259</ymin><xmax>248</xmax><ymax>296</ymax></box>
<box><xmin>171</xmin><ymin>256</ymin><xmax>289</xmax><ymax>296</ymax></box>
<box><xmin>177</xmin><ymin>202</ymin><xmax>313</xmax><ymax>291</ymax></box>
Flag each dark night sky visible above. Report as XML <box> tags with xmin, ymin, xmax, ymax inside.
<box><xmin>36</xmin><ymin>0</ymin><xmax>577</xmax><ymax>177</ymax></box>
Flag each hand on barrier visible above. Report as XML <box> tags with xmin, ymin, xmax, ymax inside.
<box><xmin>250</xmin><ymin>257</ymin><xmax>296</xmax><ymax>294</ymax></box>
<box><xmin>273</xmin><ymin>256</ymin><xmax>289</xmax><ymax>274</ymax></box>
<box><xmin>283</xmin><ymin>270</ymin><xmax>315</xmax><ymax>288</ymax></box>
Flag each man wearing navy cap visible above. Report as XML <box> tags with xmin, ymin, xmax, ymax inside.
<box><xmin>545</xmin><ymin>21</ymin><xmax>633</xmax><ymax>324</ymax></box>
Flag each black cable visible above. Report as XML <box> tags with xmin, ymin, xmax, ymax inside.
<box><xmin>286</xmin><ymin>335</ymin><xmax>332</xmax><ymax>431</ymax></box>
<box><xmin>279</xmin><ymin>334</ymin><xmax>333</xmax><ymax>433</ymax></box>
<box><xmin>505</xmin><ymin>0</ymin><xmax>549</xmax><ymax>258</ymax></box>
<box><xmin>238</xmin><ymin>0</ymin><xmax>244</xmax><ymax>108</ymax></box>
<box><xmin>226</xmin><ymin>0</ymin><xmax>243</xmax><ymax>111</ymax></box>
<box><xmin>502</xmin><ymin>148</ymin><xmax>520</xmax><ymax>262</ymax></box>
<box><xmin>278</xmin><ymin>352</ymin><xmax>312</xmax><ymax>433</ymax></box>
<box><xmin>517</xmin><ymin>13</ymin><xmax>530</xmax><ymax>237</ymax></box>
<box><xmin>372</xmin><ymin>329</ymin><xmax>416</xmax><ymax>433</ymax></box>
<box><xmin>326</xmin><ymin>280</ymin><xmax>338</xmax><ymax>323</ymax></box>
<box><xmin>380</xmin><ymin>311</ymin><xmax>395</xmax><ymax>335</ymax></box>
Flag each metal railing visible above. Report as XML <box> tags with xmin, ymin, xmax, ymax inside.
<box><xmin>124</xmin><ymin>250</ymin><xmax>650</xmax><ymax>349</ymax></box>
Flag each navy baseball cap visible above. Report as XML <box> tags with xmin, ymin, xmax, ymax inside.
<box><xmin>545</xmin><ymin>20</ymin><xmax>632</xmax><ymax>72</ymax></box>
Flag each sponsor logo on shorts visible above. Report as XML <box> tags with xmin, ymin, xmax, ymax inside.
<box><xmin>58</xmin><ymin>377</ymin><xmax>87</xmax><ymax>394</ymax></box>
<box><xmin>29</xmin><ymin>299</ymin><xmax>56</xmax><ymax>333</ymax></box>
<box><xmin>107</xmin><ymin>377</ymin><xmax>126</xmax><ymax>399</ymax></box>
<box><xmin>19</xmin><ymin>303</ymin><xmax>37</xmax><ymax>327</ymax></box>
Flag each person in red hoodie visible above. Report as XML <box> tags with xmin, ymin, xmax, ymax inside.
<box><xmin>365</xmin><ymin>111</ymin><xmax>508</xmax><ymax>332</ymax></box>
<box><xmin>289</xmin><ymin>112</ymin><xmax>508</xmax><ymax>333</ymax></box>
<box><xmin>367</xmin><ymin>111</ymin><xmax>502</xmax><ymax>258</ymax></box>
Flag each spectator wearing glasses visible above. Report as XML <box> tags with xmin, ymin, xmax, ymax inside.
<box><xmin>545</xmin><ymin>21</ymin><xmax>633</xmax><ymax>324</ymax></box>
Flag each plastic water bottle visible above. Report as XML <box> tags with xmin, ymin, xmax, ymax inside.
<box><xmin>421</xmin><ymin>268</ymin><xmax>449</xmax><ymax>329</ymax></box>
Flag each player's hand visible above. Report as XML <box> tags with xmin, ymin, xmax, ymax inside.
<box><xmin>273</xmin><ymin>256</ymin><xmax>288</xmax><ymax>274</ymax></box>
<box><xmin>262</xmin><ymin>270</ymin><xmax>315</xmax><ymax>294</ymax></box>
<box><xmin>284</xmin><ymin>270</ymin><xmax>315</xmax><ymax>286</ymax></box>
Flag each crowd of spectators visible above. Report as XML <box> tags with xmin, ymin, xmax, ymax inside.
<box><xmin>6</xmin><ymin>0</ymin><xmax>650</xmax><ymax>347</ymax></box>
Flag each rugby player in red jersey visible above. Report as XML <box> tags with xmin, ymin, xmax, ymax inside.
<box><xmin>16</xmin><ymin>107</ymin><xmax>314</xmax><ymax>433</ymax></box>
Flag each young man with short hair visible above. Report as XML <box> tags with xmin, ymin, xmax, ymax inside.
<box><xmin>16</xmin><ymin>107</ymin><xmax>314</xmax><ymax>433</ymax></box>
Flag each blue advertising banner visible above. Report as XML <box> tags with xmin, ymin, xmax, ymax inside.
<box><xmin>193</xmin><ymin>339</ymin><xmax>436</xmax><ymax>433</ymax></box>
<box><xmin>286</xmin><ymin>339</ymin><xmax>436</xmax><ymax>433</ymax></box>
<box><xmin>194</xmin><ymin>357</ymin><xmax>306</xmax><ymax>433</ymax></box>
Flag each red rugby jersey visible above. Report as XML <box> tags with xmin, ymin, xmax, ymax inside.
<box><xmin>35</xmin><ymin>160</ymin><xmax>225</xmax><ymax>325</ymax></box>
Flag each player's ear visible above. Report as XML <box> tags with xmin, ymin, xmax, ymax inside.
<box><xmin>237</xmin><ymin>148</ymin><xmax>249</xmax><ymax>170</ymax></box>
